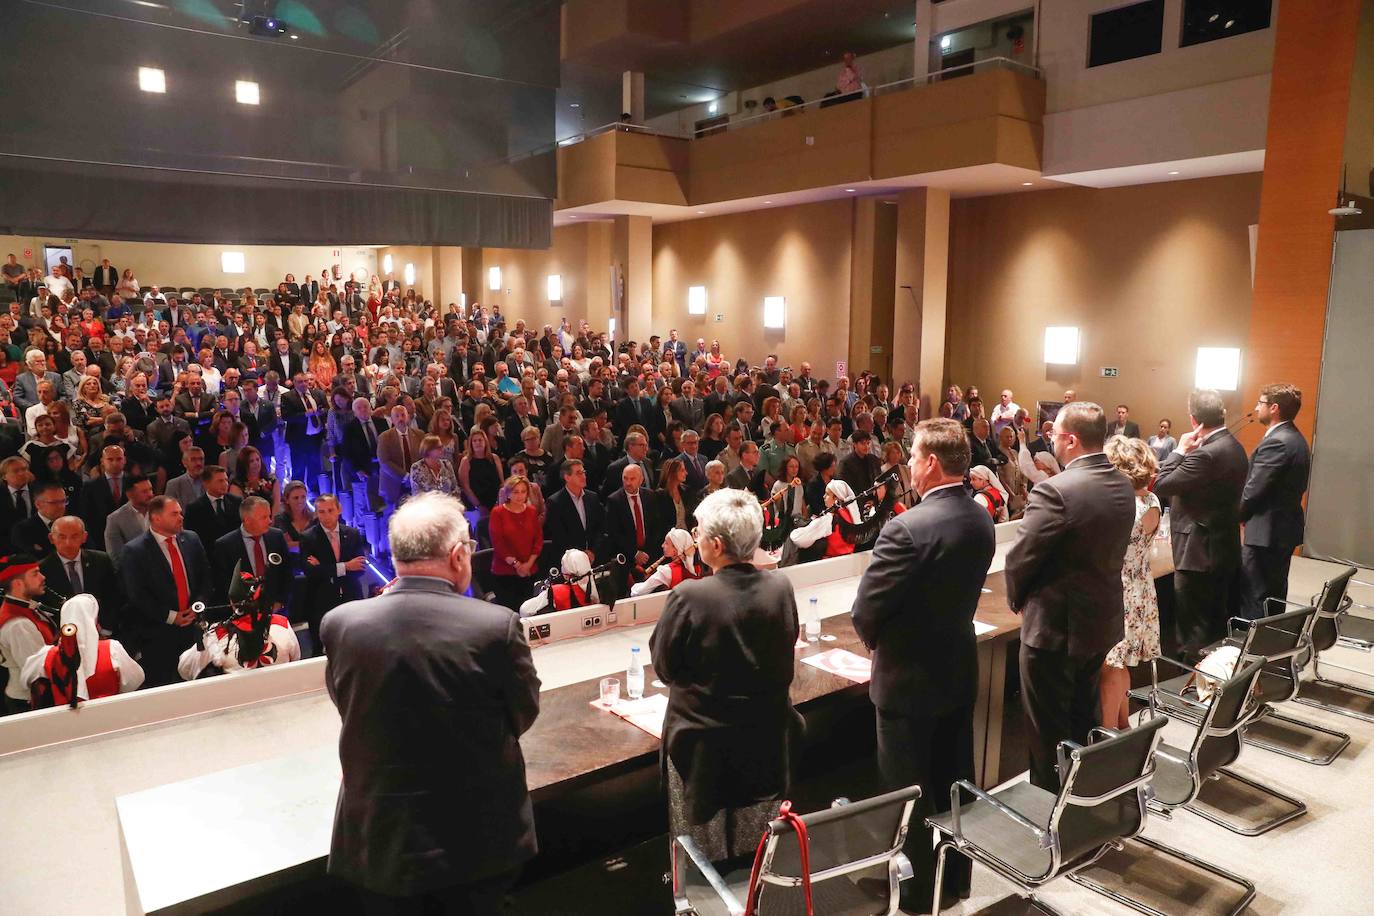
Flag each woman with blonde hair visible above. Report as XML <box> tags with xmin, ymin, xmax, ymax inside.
<box><xmin>1100</xmin><ymin>435</ymin><xmax>1162</xmax><ymax>729</ymax></box>
<box><xmin>71</xmin><ymin>374</ymin><xmax>112</xmax><ymax>433</ymax></box>
<box><xmin>458</xmin><ymin>428</ymin><xmax>503</xmax><ymax>518</ymax></box>
<box><xmin>410</xmin><ymin>435</ymin><xmax>460</xmax><ymax>496</ymax></box>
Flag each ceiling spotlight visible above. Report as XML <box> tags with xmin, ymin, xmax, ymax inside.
<box><xmin>1168</xmin><ymin>170</ymin><xmax>1180</xmax><ymax>176</ymax></box>
<box><xmin>1022</xmin><ymin>182</ymin><xmax>1033</xmax><ymax>187</ymax></box>
<box><xmin>569</xmin><ymin>102</ymin><xmax>580</xmax><ymax>108</ymax></box>
<box><xmin>845</xmin><ymin>188</ymin><xmax>856</xmax><ymax>193</ymax></box>
<box><xmin>1208</xmin><ymin>13</ymin><xmax>1219</xmax><ymax>22</ymax></box>
<box><xmin>290</xmin><ymin>34</ymin><xmax>298</xmax><ymax>40</ymax></box>
<box><xmin>1224</xmin><ymin>19</ymin><xmax>1235</xmax><ymax>28</ymax></box>
<box><xmin>697</xmin><ymin>210</ymin><xmax>705</xmax><ymax>214</ymax></box>
<box><xmin>235</xmin><ymin>80</ymin><xmax>260</xmax><ymax>105</ymax></box>
<box><xmin>708</xmin><ymin>100</ymin><xmax>719</xmax><ymax>114</ymax></box>
<box><xmin>940</xmin><ymin>35</ymin><xmax>952</xmax><ymax>50</ymax></box>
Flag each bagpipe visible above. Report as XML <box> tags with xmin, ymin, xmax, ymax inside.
<box><xmin>189</xmin><ymin>552</ymin><xmax>285</xmax><ymax>670</ymax></box>
<box><xmin>827</xmin><ymin>467</ymin><xmax>906</xmax><ymax>548</ymax></box>
<box><xmin>531</xmin><ymin>553</ymin><xmax>626</xmax><ymax>614</ymax></box>
<box><xmin>25</xmin><ymin>589</ymin><xmax>79</xmax><ymax>710</ymax></box>
<box><xmin>759</xmin><ymin>478</ymin><xmax>802</xmax><ymax>552</ymax></box>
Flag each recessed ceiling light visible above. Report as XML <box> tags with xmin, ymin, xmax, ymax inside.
<box><xmin>845</xmin><ymin>188</ymin><xmax>856</xmax><ymax>193</ymax></box>
<box><xmin>569</xmin><ymin>102</ymin><xmax>580</xmax><ymax>108</ymax></box>
<box><xmin>235</xmin><ymin>80</ymin><xmax>260</xmax><ymax>105</ymax></box>
<box><xmin>1209</xmin><ymin>13</ymin><xmax>1219</xmax><ymax>22</ymax></box>
<box><xmin>1168</xmin><ymin>170</ymin><xmax>1181</xmax><ymax>176</ymax></box>
<box><xmin>138</xmin><ymin>67</ymin><xmax>166</xmax><ymax>94</ymax></box>
<box><xmin>1022</xmin><ymin>182</ymin><xmax>1033</xmax><ymax>187</ymax></box>
<box><xmin>697</xmin><ymin>210</ymin><xmax>705</xmax><ymax>214</ymax></box>
<box><xmin>764</xmin><ymin>200</ymin><xmax>772</xmax><ymax>204</ymax></box>
<box><xmin>1224</xmin><ymin>19</ymin><xmax>1235</xmax><ymax>28</ymax></box>
<box><xmin>289</xmin><ymin>34</ymin><xmax>298</xmax><ymax>40</ymax></box>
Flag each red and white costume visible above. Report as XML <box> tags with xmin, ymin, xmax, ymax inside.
<box><xmin>177</xmin><ymin>612</ymin><xmax>301</xmax><ymax>679</ymax></box>
<box><xmin>519</xmin><ymin>549</ymin><xmax>599</xmax><ymax>618</ymax></box>
<box><xmin>21</xmin><ymin>594</ymin><xmax>143</xmax><ymax>702</ymax></box>
<box><xmin>630</xmin><ymin>528</ymin><xmax>702</xmax><ymax>596</ymax></box>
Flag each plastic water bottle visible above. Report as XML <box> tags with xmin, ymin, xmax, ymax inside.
<box><xmin>806</xmin><ymin>597</ymin><xmax>821</xmax><ymax>643</ymax></box>
<box><xmin>626</xmin><ymin>646</ymin><xmax>644</xmax><ymax>699</ymax></box>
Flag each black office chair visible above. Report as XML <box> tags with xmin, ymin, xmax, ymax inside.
<box><xmin>1184</xmin><ymin>605</ymin><xmax>1348</xmax><ymax>765</ymax></box>
<box><xmin>1070</xmin><ymin>659</ymin><xmax>1266</xmax><ymax>916</ymax></box>
<box><xmin>926</xmin><ymin>716</ymin><xmax>1167</xmax><ymax>916</ymax></box>
<box><xmin>1131</xmin><ymin>650</ymin><xmax>1307</xmax><ymax>837</ymax></box>
<box><xmin>470</xmin><ymin>548</ymin><xmax>497</xmax><ymax>602</ymax></box>
<box><xmin>673</xmin><ymin>786</ymin><xmax>920</xmax><ymax>916</ymax></box>
<box><xmin>1291</xmin><ymin>566</ymin><xmax>1374</xmax><ymax>721</ymax></box>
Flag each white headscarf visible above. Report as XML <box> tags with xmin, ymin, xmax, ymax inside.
<box><xmin>825</xmin><ymin>479</ymin><xmax>867</xmax><ymax>521</ymax></box>
<box><xmin>969</xmin><ymin>465</ymin><xmax>1010</xmax><ymax>502</ymax></box>
<box><xmin>1034</xmin><ymin>451</ymin><xmax>1061</xmax><ymax>473</ymax></box>
<box><xmin>60</xmin><ymin>594</ymin><xmax>102</xmax><ymax>701</ymax></box>
<box><xmin>664</xmin><ymin>527</ymin><xmax>697</xmax><ymax>574</ymax></box>
<box><xmin>561</xmin><ymin>549</ymin><xmax>598</xmax><ymax>604</ymax></box>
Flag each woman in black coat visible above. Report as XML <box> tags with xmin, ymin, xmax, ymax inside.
<box><xmin>649</xmin><ymin>488</ymin><xmax>801</xmax><ymax>865</ymax></box>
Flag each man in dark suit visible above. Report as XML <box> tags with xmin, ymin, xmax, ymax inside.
<box><xmin>851</xmin><ymin>418</ymin><xmax>995</xmax><ymax>908</ymax></box>
<box><xmin>544</xmin><ymin>460</ymin><xmax>604</xmax><ymax>561</ymax></box>
<box><xmin>93</xmin><ymin>259</ymin><xmax>118</xmax><ymax>294</ymax></box>
<box><xmin>1005</xmin><ymin>402</ymin><xmax>1136</xmax><ymax>791</ymax></box>
<box><xmin>0</xmin><ymin>456</ymin><xmax>35</xmax><ymax>551</ymax></box>
<box><xmin>1107</xmin><ymin>404</ymin><xmax>1142</xmax><ymax>439</ymax></box>
<box><xmin>838</xmin><ymin>431</ymin><xmax>883</xmax><ymax>496</ymax></box>
<box><xmin>280</xmin><ymin>373</ymin><xmax>326</xmax><ymax>494</ymax></box>
<box><xmin>613</xmin><ymin>378</ymin><xmax>652</xmax><ymax>441</ymax></box>
<box><xmin>211</xmin><ymin>496</ymin><xmax>293</xmax><ymax>610</ymax></box>
<box><xmin>321</xmin><ymin>493</ymin><xmax>540</xmax><ymax>910</ymax></box>
<box><xmin>77</xmin><ymin>444</ymin><xmax>132</xmax><ymax>538</ymax></box>
<box><xmin>11</xmin><ymin>481</ymin><xmax>69</xmax><ymax>558</ymax></box>
<box><xmin>184</xmin><ymin>466</ymin><xmax>243</xmax><ymax>553</ymax></box>
<box><xmin>299</xmin><ymin>495</ymin><xmax>367</xmax><ymax>655</ymax></box>
<box><xmin>340</xmin><ymin>397</ymin><xmax>387</xmax><ymax>510</ymax></box>
<box><xmin>42</xmin><ymin>515</ymin><xmax>125</xmax><ymax>638</ymax></box>
<box><xmin>1154</xmin><ymin>389</ymin><xmax>1250</xmax><ymax>657</ymax></box>
<box><xmin>725</xmin><ymin>441</ymin><xmax>769</xmax><ymax>500</ymax></box>
<box><xmin>597</xmin><ymin>464</ymin><xmax>665</xmax><ymax>587</ymax></box>
<box><xmin>121</xmin><ymin>495</ymin><xmax>212</xmax><ymax>687</ymax></box>
<box><xmin>599</xmin><ymin>432</ymin><xmax>654</xmax><ymax>501</ymax></box>
<box><xmin>1237</xmin><ymin>384</ymin><xmax>1310</xmax><ymax>620</ymax></box>
<box><xmin>269</xmin><ymin>337</ymin><xmax>301</xmax><ymax>382</ymax></box>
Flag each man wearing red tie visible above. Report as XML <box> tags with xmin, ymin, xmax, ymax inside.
<box><xmin>212</xmin><ymin>497</ymin><xmax>292</xmax><ymax>612</ymax></box>
<box><xmin>120</xmin><ymin>496</ymin><xmax>212</xmax><ymax>687</ymax></box>
<box><xmin>597</xmin><ymin>464</ymin><xmax>664</xmax><ymax>592</ymax></box>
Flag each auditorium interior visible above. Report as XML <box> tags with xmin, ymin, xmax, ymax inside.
<box><xmin>2</xmin><ymin>0</ymin><xmax>1374</xmax><ymax>914</ymax></box>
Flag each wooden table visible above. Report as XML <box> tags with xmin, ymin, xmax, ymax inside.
<box><xmin>522</xmin><ymin>571</ymin><xmax>1020</xmax><ymax>797</ymax></box>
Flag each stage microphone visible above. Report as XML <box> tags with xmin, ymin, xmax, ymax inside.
<box><xmin>1226</xmin><ymin>412</ymin><xmax>1255</xmax><ymax>432</ymax></box>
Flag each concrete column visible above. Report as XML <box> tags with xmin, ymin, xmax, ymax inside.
<box><xmin>892</xmin><ymin>188</ymin><xmax>950</xmax><ymax>418</ymax></box>
<box><xmin>622</xmin><ymin>71</ymin><xmax>645</xmax><ymax>123</ymax></box>
<box><xmin>614</xmin><ymin>215</ymin><xmax>653</xmax><ymax>341</ymax></box>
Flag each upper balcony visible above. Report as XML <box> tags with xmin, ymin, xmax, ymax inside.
<box><xmin>555</xmin><ymin>59</ymin><xmax>1045</xmax><ymax>220</ymax></box>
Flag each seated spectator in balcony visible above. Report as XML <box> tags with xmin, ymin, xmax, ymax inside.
<box><xmin>834</xmin><ymin>51</ymin><xmax>864</xmax><ymax>98</ymax></box>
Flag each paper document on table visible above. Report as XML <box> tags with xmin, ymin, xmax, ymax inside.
<box><xmin>975</xmin><ymin>620</ymin><xmax>996</xmax><ymax>636</ymax></box>
<box><xmin>590</xmin><ymin>692</ymin><xmax>668</xmax><ymax>739</ymax></box>
<box><xmin>800</xmin><ymin>648</ymin><xmax>872</xmax><ymax>684</ymax></box>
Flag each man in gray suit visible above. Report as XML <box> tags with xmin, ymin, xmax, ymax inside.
<box><xmin>163</xmin><ymin>447</ymin><xmax>206</xmax><ymax>509</ymax></box>
<box><xmin>104</xmin><ymin>477</ymin><xmax>155</xmax><ymax>563</ymax></box>
<box><xmin>1005</xmin><ymin>402</ymin><xmax>1136</xmax><ymax>791</ymax></box>
<box><xmin>321</xmin><ymin>494</ymin><xmax>540</xmax><ymax>913</ymax></box>
<box><xmin>13</xmin><ymin>349</ymin><xmax>63</xmax><ymax>416</ymax></box>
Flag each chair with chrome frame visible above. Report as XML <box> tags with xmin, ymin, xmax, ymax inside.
<box><xmin>1130</xmin><ymin>650</ymin><xmax>1307</xmax><ymax>837</ymax></box>
<box><xmin>1291</xmin><ymin>566</ymin><xmax>1374</xmax><ymax>722</ymax></box>
<box><xmin>1068</xmin><ymin>658</ymin><xmax>1267</xmax><ymax>916</ymax></box>
<box><xmin>672</xmin><ymin>785</ymin><xmax>920</xmax><ymax>916</ymax></box>
<box><xmin>926</xmin><ymin>716</ymin><xmax>1168</xmax><ymax>916</ymax></box>
<box><xmin>1140</xmin><ymin>604</ymin><xmax>1350</xmax><ymax>766</ymax></box>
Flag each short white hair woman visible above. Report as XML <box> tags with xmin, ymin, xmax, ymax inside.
<box><xmin>648</xmin><ymin>489</ymin><xmax>802</xmax><ymax>863</ymax></box>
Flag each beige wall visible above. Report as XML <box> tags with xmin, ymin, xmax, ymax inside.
<box><xmin>477</xmin><ymin>222</ymin><xmax>615</xmax><ymax>333</ymax></box>
<box><xmin>651</xmin><ymin>198</ymin><xmax>853</xmax><ymax>377</ymax></box>
<box><xmin>946</xmin><ymin>173</ymin><xmax>1262</xmax><ymax>429</ymax></box>
<box><xmin>0</xmin><ymin>235</ymin><xmax>377</xmax><ymax>293</ymax></box>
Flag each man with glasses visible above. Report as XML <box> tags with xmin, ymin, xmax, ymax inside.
<box><xmin>1238</xmin><ymin>383</ymin><xmax>1310</xmax><ymax>620</ymax></box>
<box><xmin>11</xmin><ymin>482</ymin><xmax>69</xmax><ymax>557</ymax></box>
<box><xmin>322</xmin><ymin>493</ymin><xmax>540</xmax><ymax>913</ymax></box>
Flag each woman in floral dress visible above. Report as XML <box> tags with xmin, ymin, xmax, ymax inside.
<box><xmin>1100</xmin><ymin>435</ymin><xmax>1162</xmax><ymax>729</ymax></box>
